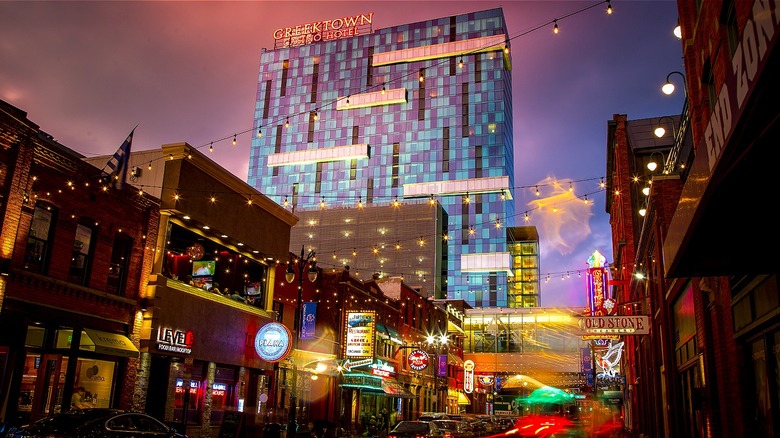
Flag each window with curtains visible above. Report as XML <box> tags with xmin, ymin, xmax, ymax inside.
<box><xmin>68</xmin><ymin>220</ymin><xmax>97</xmax><ymax>286</ymax></box>
<box><xmin>25</xmin><ymin>203</ymin><xmax>57</xmax><ymax>274</ymax></box>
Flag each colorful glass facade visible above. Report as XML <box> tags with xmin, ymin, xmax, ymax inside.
<box><xmin>248</xmin><ymin>8</ymin><xmax>515</xmax><ymax>307</ymax></box>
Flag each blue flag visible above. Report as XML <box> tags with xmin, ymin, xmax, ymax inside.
<box><xmin>301</xmin><ymin>302</ymin><xmax>317</xmax><ymax>340</ymax></box>
<box><xmin>106</xmin><ymin>128</ymin><xmax>135</xmax><ymax>190</ymax></box>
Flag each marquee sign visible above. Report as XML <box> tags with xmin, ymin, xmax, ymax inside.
<box><xmin>345</xmin><ymin>311</ymin><xmax>375</xmax><ymax>358</ymax></box>
<box><xmin>254</xmin><ymin>322</ymin><xmax>292</xmax><ymax>363</ymax></box>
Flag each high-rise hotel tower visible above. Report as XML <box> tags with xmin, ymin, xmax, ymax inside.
<box><xmin>248</xmin><ymin>8</ymin><xmax>515</xmax><ymax>307</ymax></box>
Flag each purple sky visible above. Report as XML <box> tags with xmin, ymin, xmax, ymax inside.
<box><xmin>0</xmin><ymin>1</ymin><xmax>684</xmax><ymax>308</ymax></box>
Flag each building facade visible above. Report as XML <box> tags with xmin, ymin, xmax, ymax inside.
<box><xmin>287</xmin><ymin>201</ymin><xmax>446</xmax><ymax>298</ymax></box>
<box><xmin>248</xmin><ymin>8</ymin><xmax>516</xmax><ymax>307</ymax></box>
<box><xmin>606</xmin><ymin>0</ymin><xmax>779</xmax><ymax>436</ymax></box>
<box><xmin>0</xmin><ymin>100</ymin><xmax>159</xmax><ymax>426</ymax></box>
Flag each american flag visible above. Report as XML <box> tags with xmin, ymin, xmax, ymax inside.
<box><xmin>105</xmin><ymin>128</ymin><xmax>135</xmax><ymax>190</ymax></box>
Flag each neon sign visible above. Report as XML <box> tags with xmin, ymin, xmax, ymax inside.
<box><xmin>408</xmin><ymin>349</ymin><xmax>429</xmax><ymax>371</ymax></box>
<box><xmin>463</xmin><ymin>360</ymin><xmax>475</xmax><ymax>394</ymax></box>
<box><xmin>254</xmin><ymin>322</ymin><xmax>292</xmax><ymax>362</ymax></box>
<box><xmin>157</xmin><ymin>327</ymin><xmax>194</xmax><ymax>354</ymax></box>
<box><xmin>273</xmin><ymin>13</ymin><xmax>374</xmax><ymax>48</ymax></box>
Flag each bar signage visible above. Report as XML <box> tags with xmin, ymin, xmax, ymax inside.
<box><xmin>577</xmin><ymin>315</ymin><xmax>650</xmax><ymax>335</ymax></box>
<box><xmin>254</xmin><ymin>322</ymin><xmax>292</xmax><ymax>362</ymax></box>
<box><xmin>157</xmin><ymin>327</ymin><xmax>194</xmax><ymax>354</ymax></box>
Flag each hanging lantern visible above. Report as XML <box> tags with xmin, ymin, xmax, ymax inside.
<box><xmin>186</xmin><ymin>243</ymin><xmax>205</xmax><ymax>260</ymax></box>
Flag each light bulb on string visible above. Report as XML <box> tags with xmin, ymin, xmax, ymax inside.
<box><xmin>232</xmin><ymin>134</ymin><xmax>237</xmax><ymax>146</ymax></box>
<box><xmin>285</xmin><ymin>117</ymin><xmax>290</xmax><ymax>128</ymax></box>
<box><xmin>257</xmin><ymin>128</ymin><xmax>262</xmax><ymax>138</ymax></box>
<box><xmin>381</xmin><ymin>84</ymin><xmax>386</xmax><ymax>94</ymax></box>
<box><xmin>458</xmin><ymin>58</ymin><xmax>464</xmax><ymax>69</ymax></box>
<box><xmin>209</xmin><ymin>143</ymin><xmax>213</xmax><ymax>153</ymax></box>
<box><xmin>553</xmin><ymin>20</ymin><xmax>559</xmax><ymax>34</ymax></box>
<box><xmin>535</xmin><ymin>186</ymin><xmax>540</xmax><ymax>196</ymax></box>
<box><xmin>606</xmin><ymin>1</ymin><xmax>613</xmax><ymax>15</ymax></box>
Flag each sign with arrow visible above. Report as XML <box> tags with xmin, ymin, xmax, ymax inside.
<box><xmin>342</xmin><ymin>358</ymin><xmax>372</xmax><ymax>372</ymax></box>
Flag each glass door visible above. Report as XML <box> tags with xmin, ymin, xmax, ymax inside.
<box><xmin>31</xmin><ymin>354</ymin><xmax>68</xmax><ymax>420</ymax></box>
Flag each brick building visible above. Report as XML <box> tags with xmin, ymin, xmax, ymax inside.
<box><xmin>606</xmin><ymin>0</ymin><xmax>779</xmax><ymax>436</ymax></box>
<box><xmin>0</xmin><ymin>100</ymin><xmax>159</xmax><ymax>426</ymax></box>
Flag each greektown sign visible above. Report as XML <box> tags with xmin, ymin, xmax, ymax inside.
<box><xmin>273</xmin><ymin>13</ymin><xmax>374</xmax><ymax>48</ymax></box>
<box><xmin>577</xmin><ymin>315</ymin><xmax>650</xmax><ymax>335</ymax></box>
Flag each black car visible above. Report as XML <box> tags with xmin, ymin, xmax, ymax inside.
<box><xmin>11</xmin><ymin>408</ymin><xmax>188</xmax><ymax>438</ymax></box>
<box><xmin>389</xmin><ymin>421</ymin><xmax>444</xmax><ymax>438</ymax></box>
<box><xmin>431</xmin><ymin>420</ymin><xmax>473</xmax><ymax>438</ymax></box>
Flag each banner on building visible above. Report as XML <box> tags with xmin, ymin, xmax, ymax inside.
<box><xmin>301</xmin><ymin>302</ymin><xmax>317</xmax><ymax>340</ymax></box>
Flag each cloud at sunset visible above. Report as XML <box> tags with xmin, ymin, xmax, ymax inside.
<box><xmin>527</xmin><ymin>177</ymin><xmax>593</xmax><ymax>257</ymax></box>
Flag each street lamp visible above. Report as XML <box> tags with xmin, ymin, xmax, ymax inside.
<box><xmin>646</xmin><ymin>151</ymin><xmax>667</xmax><ymax>173</ymax></box>
<box><xmin>426</xmin><ymin>334</ymin><xmax>449</xmax><ymax>413</ymax></box>
<box><xmin>653</xmin><ymin>116</ymin><xmax>677</xmax><ymax>139</ymax></box>
<box><xmin>661</xmin><ymin>71</ymin><xmax>687</xmax><ymax>96</ymax></box>
<box><xmin>286</xmin><ymin>246</ymin><xmax>317</xmax><ymax>438</ymax></box>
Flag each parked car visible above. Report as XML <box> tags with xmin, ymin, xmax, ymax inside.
<box><xmin>496</xmin><ymin>417</ymin><xmax>515</xmax><ymax>431</ymax></box>
<box><xmin>10</xmin><ymin>408</ymin><xmax>188</xmax><ymax>438</ymax></box>
<box><xmin>389</xmin><ymin>421</ymin><xmax>443</xmax><ymax>438</ymax></box>
<box><xmin>431</xmin><ymin>420</ymin><xmax>473</xmax><ymax>438</ymax></box>
<box><xmin>418</xmin><ymin>413</ymin><xmax>450</xmax><ymax>421</ymax></box>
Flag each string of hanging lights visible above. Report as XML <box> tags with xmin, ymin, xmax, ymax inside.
<box><xmin>90</xmin><ymin>0</ymin><xmax>614</xmax><ymax>171</ymax></box>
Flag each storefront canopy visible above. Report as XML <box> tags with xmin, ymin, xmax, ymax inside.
<box><xmin>457</xmin><ymin>392</ymin><xmax>471</xmax><ymax>405</ymax></box>
<box><xmin>382</xmin><ymin>379</ymin><xmax>416</xmax><ymax>399</ymax></box>
<box><xmin>82</xmin><ymin>329</ymin><xmax>139</xmax><ymax>358</ymax></box>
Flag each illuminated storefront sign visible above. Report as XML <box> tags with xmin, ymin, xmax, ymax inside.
<box><xmin>345</xmin><ymin>311</ymin><xmax>375</xmax><ymax>358</ymax></box>
<box><xmin>408</xmin><ymin>349</ymin><xmax>429</xmax><ymax>371</ymax></box>
<box><xmin>586</xmin><ymin>250</ymin><xmax>608</xmax><ymax>316</ymax></box>
<box><xmin>157</xmin><ymin>327</ymin><xmax>194</xmax><ymax>354</ymax></box>
<box><xmin>254</xmin><ymin>322</ymin><xmax>292</xmax><ymax>362</ymax></box>
<box><xmin>371</xmin><ymin>360</ymin><xmax>396</xmax><ymax>377</ymax></box>
<box><xmin>577</xmin><ymin>315</ymin><xmax>650</xmax><ymax>335</ymax></box>
<box><xmin>212</xmin><ymin>382</ymin><xmax>227</xmax><ymax>397</ymax></box>
<box><xmin>478</xmin><ymin>375</ymin><xmax>494</xmax><ymax>386</ymax></box>
<box><xmin>175</xmin><ymin>379</ymin><xmax>199</xmax><ymax>394</ymax></box>
<box><xmin>596</xmin><ymin>341</ymin><xmax>625</xmax><ymax>378</ymax></box>
<box><xmin>273</xmin><ymin>13</ymin><xmax>374</xmax><ymax>48</ymax></box>
<box><xmin>463</xmin><ymin>360</ymin><xmax>475</xmax><ymax>393</ymax></box>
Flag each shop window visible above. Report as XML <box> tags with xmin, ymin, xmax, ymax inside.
<box><xmin>174</xmin><ymin>378</ymin><xmax>201</xmax><ymax>425</ymax></box>
<box><xmin>68</xmin><ymin>221</ymin><xmax>97</xmax><ymax>286</ymax></box>
<box><xmin>25</xmin><ymin>203</ymin><xmax>57</xmax><ymax>274</ymax></box>
<box><xmin>107</xmin><ymin>234</ymin><xmax>133</xmax><ymax>295</ymax></box>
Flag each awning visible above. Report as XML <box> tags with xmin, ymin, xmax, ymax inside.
<box><xmin>448</xmin><ymin>353</ymin><xmax>464</xmax><ymax>367</ymax></box>
<box><xmin>457</xmin><ymin>392</ymin><xmax>471</xmax><ymax>405</ymax></box>
<box><xmin>448</xmin><ymin>320</ymin><xmax>465</xmax><ymax>335</ymax></box>
<box><xmin>382</xmin><ymin>379</ymin><xmax>416</xmax><ymax>399</ymax></box>
<box><xmin>375</xmin><ymin>323</ymin><xmax>390</xmax><ymax>339</ymax></box>
<box><xmin>82</xmin><ymin>329</ymin><xmax>139</xmax><ymax>358</ymax></box>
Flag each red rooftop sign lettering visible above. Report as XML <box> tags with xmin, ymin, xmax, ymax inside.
<box><xmin>577</xmin><ymin>316</ymin><xmax>650</xmax><ymax>335</ymax></box>
<box><xmin>273</xmin><ymin>13</ymin><xmax>374</xmax><ymax>48</ymax></box>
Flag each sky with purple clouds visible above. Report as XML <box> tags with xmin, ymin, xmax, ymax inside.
<box><xmin>0</xmin><ymin>1</ymin><xmax>684</xmax><ymax>308</ymax></box>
